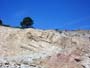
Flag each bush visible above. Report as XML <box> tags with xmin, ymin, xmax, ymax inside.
<box><xmin>3</xmin><ymin>24</ymin><xmax>10</xmax><ymax>27</ymax></box>
<box><xmin>0</xmin><ymin>20</ymin><xmax>3</xmax><ymax>25</ymax></box>
<box><xmin>0</xmin><ymin>19</ymin><xmax>10</xmax><ymax>27</ymax></box>
<box><xmin>20</xmin><ymin>17</ymin><xmax>34</xmax><ymax>28</ymax></box>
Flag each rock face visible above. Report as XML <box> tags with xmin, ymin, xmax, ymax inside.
<box><xmin>0</xmin><ymin>26</ymin><xmax>90</xmax><ymax>68</ymax></box>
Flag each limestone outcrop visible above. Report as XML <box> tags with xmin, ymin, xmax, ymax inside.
<box><xmin>0</xmin><ymin>26</ymin><xmax>90</xmax><ymax>68</ymax></box>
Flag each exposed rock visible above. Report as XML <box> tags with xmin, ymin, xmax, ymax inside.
<box><xmin>0</xmin><ymin>26</ymin><xmax>90</xmax><ymax>68</ymax></box>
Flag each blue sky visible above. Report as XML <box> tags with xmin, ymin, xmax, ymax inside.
<box><xmin>0</xmin><ymin>0</ymin><xmax>90</xmax><ymax>30</ymax></box>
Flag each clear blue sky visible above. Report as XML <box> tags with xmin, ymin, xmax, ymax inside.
<box><xmin>0</xmin><ymin>0</ymin><xmax>90</xmax><ymax>30</ymax></box>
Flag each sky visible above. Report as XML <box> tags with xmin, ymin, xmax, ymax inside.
<box><xmin>0</xmin><ymin>0</ymin><xmax>90</xmax><ymax>30</ymax></box>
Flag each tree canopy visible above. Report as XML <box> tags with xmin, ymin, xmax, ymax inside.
<box><xmin>20</xmin><ymin>17</ymin><xmax>34</xmax><ymax>28</ymax></box>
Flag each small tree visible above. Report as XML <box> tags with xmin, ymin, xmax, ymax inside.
<box><xmin>0</xmin><ymin>20</ymin><xmax>3</xmax><ymax>25</ymax></box>
<box><xmin>20</xmin><ymin>17</ymin><xmax>34</xmax><ymax>28</ymax></box>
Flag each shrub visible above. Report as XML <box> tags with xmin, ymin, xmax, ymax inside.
<box><xmin>0</xmin><ymin>19</ymin><xmax>10</xmax><ymax>27</ymax></box>
<box><xmin>0</xmin><ymin>20</ymin><xmax>3</xmax><ymax>25</ymax></box>
<box><xmin>20</xmin><ymin>17</ymin><xmax>34</xmax><ymax>28</ymax></box>
<box><xmin>3</xmin><ymin>24</ymin><xmax>10</xmax><ymax>27</ymax></box>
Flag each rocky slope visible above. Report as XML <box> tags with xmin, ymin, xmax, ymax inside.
<box><xmin>0</xmin><ymin>26</ymin><xmax>90</xmax><ymax>68</ymax></box>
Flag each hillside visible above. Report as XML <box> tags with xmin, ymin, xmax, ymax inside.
<box><xmin>0</xmin><ymin>26</ymin><xmax>90</xmax><ymax>68</ymax></box>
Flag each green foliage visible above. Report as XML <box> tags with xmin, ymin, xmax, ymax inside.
<box><xmin>20</xmin><ymin>17</ymin><xmax>34</xmax><ymax>28</ymax></box>
<box><xmin>0</xmin><ymin>20</ymin><xmax>3</xmax><ymax>25</ymax></box>
<box><xmin>0</xmin><ymin>19</ymin><xmax>10</xmax><ymax>27</ymax></box>
<box><xmin>3</xmin><ymin>24</ymin><xmax>10</xmax><ymax>27</ymax></box>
